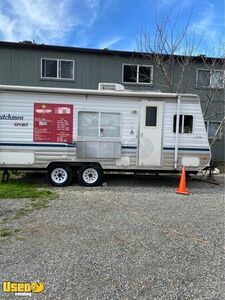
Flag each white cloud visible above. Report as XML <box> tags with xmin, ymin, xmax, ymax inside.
<box><xmin>190</xmin><ymin>3</ymin><xmax>219</xmax><ymax>40</ymax></box>
<box><xmin>0</xmin><ymin>0</ymin><xmax>101</xmax><ymax>44</ymax></box>
<box><xmin>189</xmin><ymin>3</ymin><xmax>224</xmax><ymax>54</ymax></box>
<box><xmin>98</xmin><ymin>37</ymin><xmax>122</xmax><ymax>49</ymax></box>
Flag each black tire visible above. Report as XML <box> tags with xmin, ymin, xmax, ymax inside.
<box><xmin>48</xmin><ymin>164</ymin><xmax>73</xmax><ymax>187</ymax></box>
<box><xmin>77</xmin><ymin>165</ymin><xmax>103</xmax><ymax>186</ymax></box>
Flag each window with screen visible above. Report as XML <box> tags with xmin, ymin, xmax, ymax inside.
<box><xmin>123</xmin><ymin>65</ymin><xmax>137</xmax><ymax>83</ymax></box>
<box><xmin>100</xmin><ymin>113</ymin><xmax>121</xmax><ymax>137</ymax></box>
<box><xmin>204</xmin><ymin>121</ymin><xmax>223</xmax><ymax>139</ymax></box>
<box><xmin>173</xmin><ymin>115</ymin><xmax>193</xmax><ymax>133</ymax></box>
<box><xmin>123</xmin><ymin>64</ymin><xmax>153</xmax><ymax>84</ymax></box>
<box><xmin>146</xmin><ymin>107</ymin><xmax>157</xmax><ymax>126</ymax></box>
<box><xmin>78</xmin><ymin>112</ymin><xmax>121</xmax><ymax>137</ymax></box>
<box><xmin>78</xmin><ymin>112</ymin><xmax>99</xmax><ymax>137</ymax></box>
<box><xmin>41</xmin><ymin>58</ymin><xmax>74</xmax><ymax>80</ymax></box>
<box><xmin>139</xmin><ymin>66</ymin><xmax>152</xmax><ymax>83</ymax></box>
<box><xmin>197</xmin><ymin>69</ymin><xmax>224</xmax><ymax>88</ymax></box>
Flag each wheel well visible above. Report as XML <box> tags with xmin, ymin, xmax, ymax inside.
<box><xmin>85</xmin><ymin>162</ymin><xmax>102</xmax><ymax>169</ymax></box>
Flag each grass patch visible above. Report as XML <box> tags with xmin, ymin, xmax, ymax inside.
<box><xmin>0</xmin><ymin>227</ymin><xmax>21</xmax><ymax>237</ymax></box>
<box><xmin>0</xmin><ymin>181</ymin><xmax>54</xmax><ymax>199</ymax></box>
<box><xmin>0</xmin><ymin>172</ymin><xmax>57</xmax><ymax>222</ymax></box>
<box><xmin>14</xmin><ymin>198</ymin><xmax>51</xmax><ymax>219</ymax></box>
<box><xmin>0</xmin><ymin>228</ymin><xmax>14</xmax><ymax>237</ymax></box>
<box><xmin>14</xmin><ymin>207</ymin><xmax>33</xmax><ymax>219</ymax></box>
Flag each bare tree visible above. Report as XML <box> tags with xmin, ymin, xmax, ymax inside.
<box><xmin>136</xmin><ymin>10</ymin><xmax>199</xmax><ymax>93</ymax></box>
<box><xmin>136</xmin><ymin>9</ymin><xmax>225</xmax><ymax>148</ymax></box>
<box><xmin>199</xmin><ymin>55</ymin><xmax>225</xmax><ymax>146</ymax></box>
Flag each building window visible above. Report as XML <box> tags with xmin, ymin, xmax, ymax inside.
<box><xmin>122</xmin><ymin>64</ymin><xmax>153</xmax><ymax>84</ymax></box>
<box><xmin>145</xmin><ymin>107</ymin><xmax>157</xmax><ymax>126</ymax></box>
<box><xmin>173</xmin><ymin>115</ymin><xmax>193</xmax><ymax>133</ymax></box>
<box><xmin>78</xmin><ymin>112</ymin><xmax>121</xmax><ymax>138</ymax></box>
<box><xmin>205</xmin><ymin>121</ymin><xmax>223</xmax><ymax>139</ymax></box>
<box><xmin>41</xmin><ymin>58</ymin><xmax>74</xmax><ymax>80</ymax></box>
<box><xmin>197</xmin><ymin>69</ymin><xmax>224</xmax><ymax>88</ymax></box>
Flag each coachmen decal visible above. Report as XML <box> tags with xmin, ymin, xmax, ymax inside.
<box><xmin>0</xmin><ymin>113</ymin><xmax>28</xmax><ymax>127</ymax></box>
<box><xmin>0</xmin><ymin>114</ymin><xmax>24</xmax><ymax>120</ymax></box>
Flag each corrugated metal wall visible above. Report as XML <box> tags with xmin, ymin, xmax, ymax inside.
<box><xmin>0</xmin><ymin>47</ymin><xmax>153</xmax><ymax>90</ymax></box>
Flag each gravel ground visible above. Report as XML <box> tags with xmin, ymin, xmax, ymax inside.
<box><xmin>0</xmin><ymin>174</ymin><xmax>224</xmax><ymax>300</ymax></box>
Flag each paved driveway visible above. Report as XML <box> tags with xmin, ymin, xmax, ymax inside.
<box><xmin>0</xmin><ymin>174</ymin><xmax>224</xmax><ymax>299</ymax></box>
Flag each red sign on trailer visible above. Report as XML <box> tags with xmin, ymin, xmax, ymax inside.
<box><xmin>33</xmin><ymin>103</ymin><xmax>73</xmax><ymax>143</ymax></box>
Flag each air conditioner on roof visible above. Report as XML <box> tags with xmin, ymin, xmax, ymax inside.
<box><xmin>98</xmin><ymin>83</ymin><xmax>125</xmax><ymax>91</ymax></box>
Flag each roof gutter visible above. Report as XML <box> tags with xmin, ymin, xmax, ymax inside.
<box><xmin>0</xmin><ymin>84</ymin><xmax>182</xmax><ymax>99</ymax></box>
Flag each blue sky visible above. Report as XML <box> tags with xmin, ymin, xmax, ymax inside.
<box><xmin>0</xmin><ymin>0</ymin><xmax>224</xmax><ymax>55</ymax></box>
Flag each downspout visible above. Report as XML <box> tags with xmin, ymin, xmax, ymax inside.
<box><xmin>174</xmin><ymin>94</ymin><xmax>181</xmax><ymax>169</ymax></box>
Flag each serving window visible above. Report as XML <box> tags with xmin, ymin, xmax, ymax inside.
<box><xmin>78</xmin><ymin>111</ymin><xmax>121</xmax><ymax>138</ymax></box>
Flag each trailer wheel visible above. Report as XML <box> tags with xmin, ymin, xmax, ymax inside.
<box><xmin>48</xmin><ymin>164</ymin><xmax>73</xmax><ymax>187</ymax></box>
<box><xmin>77</xmin><ymin>165</ymin><xmax>103</xmax><ymax>186</ymax></box>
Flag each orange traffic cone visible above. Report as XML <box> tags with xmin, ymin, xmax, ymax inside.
<box><xmin>176</xmin><ymin>166</ymin><xmax>190</xmax><ymax>195</ymax></box>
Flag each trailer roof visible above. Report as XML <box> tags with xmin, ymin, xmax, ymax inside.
<box><xmin>0</xmin><ymin>84</ymin><xmax>198</xmax><ymax>100</ymax></box>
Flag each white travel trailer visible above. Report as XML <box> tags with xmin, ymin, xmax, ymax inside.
<box><xmin>0</xmin><ymin>84</ymin><xmax>210</xmax><ymax>186</ymax></box>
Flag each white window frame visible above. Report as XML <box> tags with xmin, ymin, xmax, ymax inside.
<box><xmin>122</xmin><ymin>63</ymin><xmax>153</xmax><ymax>85</ymax></box>
<box><xmin>205</xmin><ymin>121</ymin><xmax>223</xmax><ymax>139</ymax></box>
<box><xmin>173</xmin><ymin>114</ymin><xmax>194</xmax><ymax>134</ymax></box>
<box><xmin>196</xmin><ymin>69</ymin><xmax>224</xmax><ymax>89</ymax></box>
<box><xmin>77</xmin><ymin>111</ymin><xmax>122</xmax><ymax>139</ymax></box>
<box><xmin>41</xmin><ymin>58</ymin><xmax>75</xmax><ymax>80</ymax></box>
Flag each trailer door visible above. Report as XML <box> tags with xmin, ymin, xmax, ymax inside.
<box><xmin>138</xmin><ymin>100</ymin><xmax>164</xmax><ymax>167</ymax></box>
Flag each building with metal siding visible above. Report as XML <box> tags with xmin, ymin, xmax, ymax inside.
<box><xmin>0</xmin><ymin>41</ymin><xmax>224</xmax><ymax>161</ymax></box>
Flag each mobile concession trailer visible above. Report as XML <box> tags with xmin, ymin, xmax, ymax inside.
<box><xmin>0</xmin><ymin>84</ymin><xmax>211</xmax><ymax>186</ymax></box>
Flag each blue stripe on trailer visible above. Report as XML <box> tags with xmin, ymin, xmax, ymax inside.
<box><xmin>121</xmin><ymin>145</ymin><xmax>137</xmax><ymax>149</ymax></box>
<box><xmin>163</xmin><ymin>147</ymin><xmax>210</xmax><ymax>152</ymax></box>
<box><xmin>0</xmin><ymin>142</ymin><xmax>138</xmax><ymax>149</ymax></box>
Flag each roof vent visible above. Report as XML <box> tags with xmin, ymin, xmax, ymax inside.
<box><xmin>19</xmin><ymin>40</ymin><xmax>33</xmax><ymax>44</ymax></box>
<box><xmin>98</xmin><ymin>83</ymin><xmax>125</xmax><ymax>91</ymax></box>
